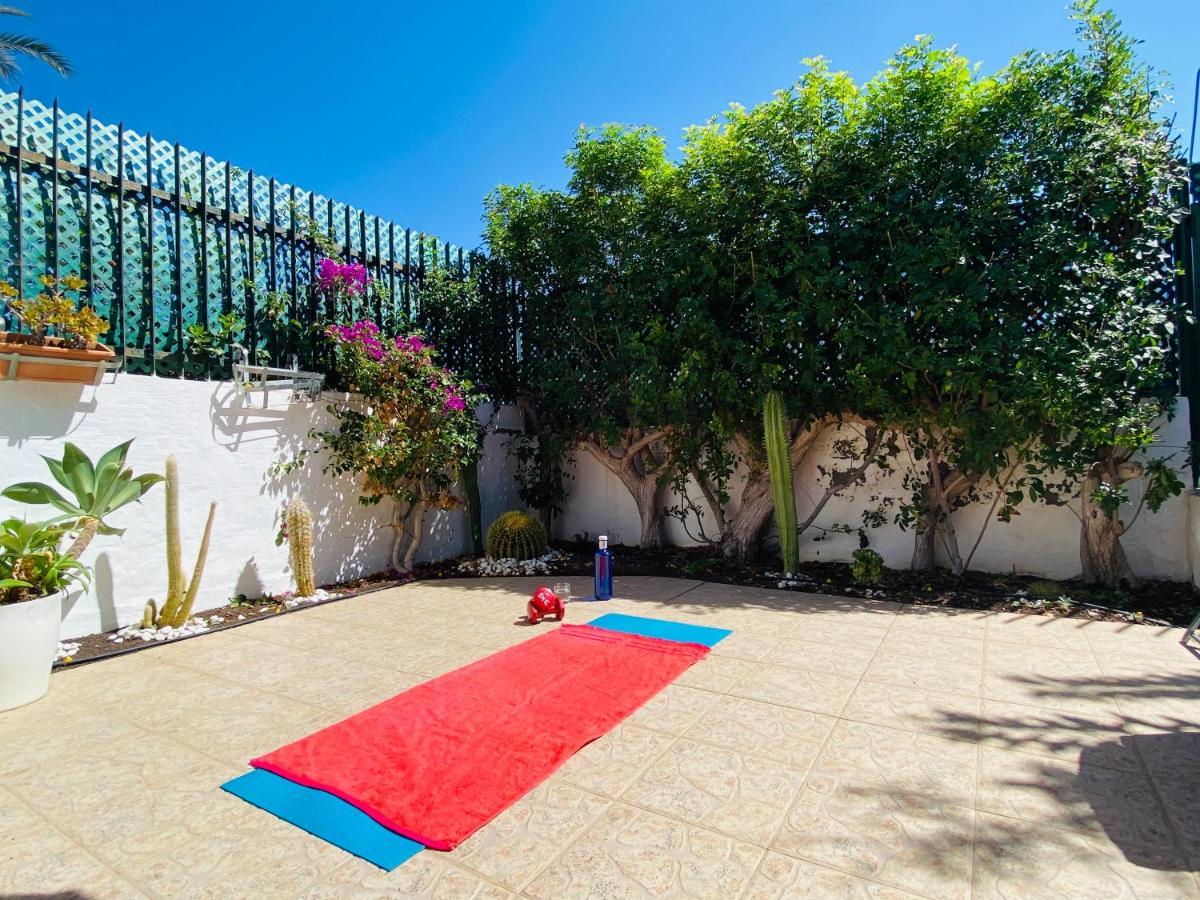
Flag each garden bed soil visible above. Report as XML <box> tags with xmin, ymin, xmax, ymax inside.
<box><xmin>55</xmin><ymin>542</ymin><xmax>1196</xmax><ymax>669</ymax></box>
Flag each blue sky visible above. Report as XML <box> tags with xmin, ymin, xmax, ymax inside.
<box><xmin>9</xmin><ymin>1</ymin><xmax>1197</xmax><ymax>248</ymax></box>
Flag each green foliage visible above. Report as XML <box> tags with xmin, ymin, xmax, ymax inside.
<box><xmin>486</xmin><ymin>2</ymin><xmax>1184</xmax><ymax>576</ymax></box>
<box><xmin>763</xmin><ymin>392</ymin><xmax>799</xmax><ymax>573</ymax></box>
<box><xmin>851</xmin><ymin>548</ymin><xmax>885</xmax><ymax>585</ymax></box>
<box><xmin>486</xmin><ymin>126</ymin><xmax>690</xmax><ymax>515</ymax></box>
<box><xmin>0</xmin><ymin>6</ymin><xmax>72</xmax><ymax>80</ymax></box>
<box><xmin>0</xmin><ymin>518</ymin><xmax>89</xmax><ymax>604</ymax></box>
<box><xmin>2</xmin><ymin>440</ymin><xmax>163</xmax><ymax>560</ymax></box>
<box><xmin>485</xmin><ymin>510</ymin><xmax>548</xmax><ymax>561</ymax></box>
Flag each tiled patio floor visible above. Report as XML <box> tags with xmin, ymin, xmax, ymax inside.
<box><xmin>2</xmin><ymin>576</ymin><xmax>1199</xmax><ymax>898</ymax></box>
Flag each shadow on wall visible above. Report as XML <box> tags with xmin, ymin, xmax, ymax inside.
<box><xmin>0</xmin><ymin>379</ymin><xmax>100</xmax><ymax>446</ymax></box>
<box><xmin>207</xmin><ymin>384</ymin><xmax>385</xmax><ymax>589</ymax></box>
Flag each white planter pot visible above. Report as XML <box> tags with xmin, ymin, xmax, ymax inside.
<box><xmin>0</xmin><ymin>590</ymin><xmax>64</xmax><ymax>712</ymax></box>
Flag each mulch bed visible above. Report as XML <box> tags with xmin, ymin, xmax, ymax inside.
<box><xmin>55</xmin><ymin>542</ymin><xmax>1196</xmax><ymax>670</ymax></box>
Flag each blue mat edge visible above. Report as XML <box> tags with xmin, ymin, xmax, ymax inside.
<box><xmin>222</xmin><ymin>769</ymin><xmax>422</xmax><ymax>870</ymax></box>
<box><xmin>586</xmin><ymin>612</ymin><xmax>731</xmax><ymax>647</ymax></box>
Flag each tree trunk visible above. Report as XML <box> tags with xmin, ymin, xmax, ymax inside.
<box><xmin>910</xmin><ymin>458</ymin><xmax>971</xmax><ymax>574</ymax></box>
<box><xmin>911</xmin><ymin>501</ymin><xmax>939</xmax><ymax>572</ymax></box>
<box><xmin>583</xmin><ymin>430</ymin><xmax>670</xmax><ymax>548</ymax></box>
<box><xmin>403</xmin><ymin>502</ymin><xmax>428</xmax><ymax>571</ymax></box>
<box><xmin>1079</xmin><ymin>463</ymin><xmax>1137</xmax><ymax>589</ymax></box>
<box><xmin>65</xmin><ymin>517</ymin><xmax>99</xmax><ymax>561</ymax></box>
<box><xmin>721</xmin><ymin>471</ymin><xmax>774</xmax><ymax>559</ymax></box>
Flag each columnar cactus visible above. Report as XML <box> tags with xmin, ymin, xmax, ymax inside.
<box><xmin>763</xmin><ymin>391</ymin><xmax>799</xmax><ymax>574</ymax></box>
<box><xmin>286</xmin><ymin>499</ymin><xmax>316</xmax><ymax>597</ymax></box>
<box><xmin>156</xmin><ymin>456</ymin><xmax>217</xmax><ymax>629</ymax></box>
<box><xmin>485</xmin><ymin>510</ymin><xmax>547</xmax><ymax>561</ymax></box>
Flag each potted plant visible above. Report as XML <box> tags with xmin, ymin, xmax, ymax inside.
<box><xmin>0</xmin><ymin>274</ymin><xmax>114</xmax><ymax>384</ymax></box>
<box><xmin>0</xmin><ymin>441</ymin><xmax>161</xmax><ymax>711</ymax></box>
<box><xmin>0</xmin><ymin>519</ymin><xmax>89</xmax><ymax>710</ymax></box>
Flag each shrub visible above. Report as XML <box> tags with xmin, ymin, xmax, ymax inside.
<box><xmin>315</xmin><ymin>321</ymin><xmax>480</xmax><ymax>572</ymax></box>
<box><xmin>485</xmin><ymin>510</ymin><xmax>547</xmax><ymax>561</ymax></box>
<box><xmin>851</xmin><ymin>548</ymin><xmax>885</xmax><ymax>585</ymax></box>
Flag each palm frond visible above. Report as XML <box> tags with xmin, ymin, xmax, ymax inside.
<box><xmin>0</xmin><ymin>32</ymin><xmax>70</xmax><ymax>76</ymax></box>
<box><xmin>0</xmin><ymin>7</ymin><xmax>31</xmax><ymax>18</ymax></box>
<box><xmin>0</xmin><ymin>48</ymin><xmax>15</xmax><ymax>80</ymax></box>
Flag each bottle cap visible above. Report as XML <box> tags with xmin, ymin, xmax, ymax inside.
<box><xmin>598</xmin><ymin>535</ymin><xmax>608</xmax><ymax>549</ymax></box>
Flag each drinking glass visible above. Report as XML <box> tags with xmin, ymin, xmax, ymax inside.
<box><xmin>553</xmin><ymin>581</ymin><xmax>572</xmax><ymax>603</ymax></box>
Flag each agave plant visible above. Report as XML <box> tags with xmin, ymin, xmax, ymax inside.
<box><xmin>2</xmin><ymin>440</ymin><xmax>163</xmax><ymax>560</ymax></box>
<box><xmin>0</xmin><ymin>518</ymin><xmax>89</xmax><ymax>603</ymax></box>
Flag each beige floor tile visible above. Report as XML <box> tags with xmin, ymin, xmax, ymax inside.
<box><xmin>745</xmin><ymin>851</ymin><xmax>925</xmax><ymax>899</ymax></box>
<box><xmin>986</xmin><ymin>612</ymin><xmax>1095</xmax><ymax>651</ymax></box>
<box><xmin>784</xmin><ymin>602</ymin><xmax>901</xmax><ymax>637</ymax></box>
<box><xmin>978</xmin><ymin>699</ymin><xmax>1139</xmax><ymax>771</ymax></box>
<box><xmin>972</xmin><ymin>810</ymin><xmax>1196</xmax><ymax>899</ymax></box>
<box><xmin>299</xmin><ymin>854</ymin><xmax>514</xmax><ymax>898</ymax></box>
<box><xmin>0</xmin><ymin>696</ymin><xmax>142</xmax><ymax>778</ymax></box>
<box><xmin>448</xmin><ymin>781</ymin><xmax>610</xmax><ymax>891</ymax></box>
<box><xmin>876</xmin><ymin>632</ymin><xmax>984</xmax><ymax>668</ymax></box>
<box><xmin>3</xmin><ymin>730</ymin><xmax>235</xmax><ymax>846</ymax></box>
<box><xmin>786</xmin><ymin>618</ymin><xmax>891</xmax><ymax>649</ymax></box>
<box><xmin>811</xmin><ymin>720</ymin><xmax>977</xmax><ymax>807</ymax></box>
<box><xmin>841</xmin><ymin>681</ymin><xmax>981</xmax><ymax>741</ymax></box>
<box><xmin>1114</xmin><ymin>682</ymin><xmax>1200</xmax><ymax>734</ymax></box>
<box><xmin>890</xmin><ymin>606</ymin><xmax>992</xmax><ymax>640</ymax></box>
<box><xmin>620</xmin><ymin>738</ymin><xmax>807</xmax><ymax>846</ymax></box>
<box><xmin>555</xmin><ymin>724</ymin><xmax>675</xmax><ymax>798</ymax></box>
<box><xmin>526</xmin><ymin>802</ymin><xmax>764</xmax><ymax>899</ymax></box>
<box><xmin>0</xmin><ymin>788</ymin><xmax>148</xmax><ymax>898</ymax></box>
<box><xmin>625</xmin><ymin>683</ymin><xmax>721</xmax><ymax>735</ymax></box>
<box><xmin>975</xmin><ymin>747</ymin><xmax>1173</xmax><ymax>845</ymax></box>
<box><xmin>861</xmin><ymin>652</ymin><xmax>982</xmax><ymax>697</ymax></box>
<box><xmin>772</xmin><ymin>774</ymin><xmax>974</xmax><ymax>900</ymax></box>
<box><xmin>732</xmin><ymin>662</ymin><xmax>860</xmax><ymax>716</ymax></box>
<box><xmin>763</xmin><ymin>637</ymin><xmax>879</xmax><ymax>679</ymax></box>
<box><xmin>675</xmin><ymin>654</ymin><xmax>754</xmax><ymax>692</ymax></box>
<box><xmin>9</xmin><ymin>577</ymin><xmax>1200</xmax><ymax>898</ymax></box>
<box><xmin>709</xmin><ymin>630</ymin><xmax>784</xmax><ymax>661</ymax></box>
<box><xmin>683</xmin><ymin>695</ymin><xmax>834</xmax><ymax>770</ymax></box>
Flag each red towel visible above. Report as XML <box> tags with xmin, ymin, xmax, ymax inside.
<box><xmin>252</xmin><ymin>623</ymin><xmax>708</xmax><ymax>849</ymax></box>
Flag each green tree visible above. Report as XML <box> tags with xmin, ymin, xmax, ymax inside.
<box><xmin>0</xmin><ymin>5</ymin><xmax>70</xmax><ymax>79</ymax></box>
<box><xmin>669</xmin><ymin>60</ymin><xmax>890</xmax><ymax>560</ymax></box>
<box><xmin>487</xmin><ymin>126</ymin><xmax>687</xmax><ymax>546</ymax></box>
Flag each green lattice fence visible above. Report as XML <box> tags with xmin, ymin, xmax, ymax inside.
<box><xmin>0</xmin><ymin>89</ymin><xmax>520</xmax><ymax>395</ymax></box>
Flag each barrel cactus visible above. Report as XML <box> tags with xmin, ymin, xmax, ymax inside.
<box><xmin>485</xmin><ymin>510</ymin><xmax>547</xmax><ymax>561</ymax></box>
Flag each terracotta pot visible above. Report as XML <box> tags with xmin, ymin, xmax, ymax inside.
<box><xmin>0</xmin><ymin>332</ymin><xmax>115</xmax><ymax>385</ymax></box>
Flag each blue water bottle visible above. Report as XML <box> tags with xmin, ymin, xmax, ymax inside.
<box><xmin>594</xmin><ymin>534</ymin><xmax>613</xmax><ymax>601</ymax></box>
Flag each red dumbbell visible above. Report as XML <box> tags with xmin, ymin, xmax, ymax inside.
<box><xmin>527</xmin><ymin>586</ymin><xmax>565</xmax><ymax>624</ymax></box>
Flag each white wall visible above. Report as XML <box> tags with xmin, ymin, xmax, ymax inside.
<box><xmin>554</xmin><ymin>401</ymin><xmax>1193</xmax><ymax>582</ymax></box>
<box><xmin>3</xmin><ymin>371</ymin><xmax>1190</xmax><ymax>639</ymax></box>
<box><xmin>0</xmin><ymin>374</ymin><xmax>522</xmax><ymax>639</ymax></box>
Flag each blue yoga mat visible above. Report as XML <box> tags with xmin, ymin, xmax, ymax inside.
<box><xmin>221</xmin><ymin>769</ymin><xmax>422</xmax><ymax>870</ymax></box>
<box><xmin>587</xmin><ymin>612</ymin><xmax>731</xmax><ymax>647</ymax></box>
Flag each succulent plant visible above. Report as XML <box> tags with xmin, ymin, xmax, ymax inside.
<box><xmin>763</xmin><ymin>391</ymin><xmax>799</xmax><ymax>574</ymax></box>
<box><xmin>155</xmin><ymin>456</ymin><xmax>217</xmax><ymax>629</ymax></box>
<box><xmin>2</xmin><ymin>440</ymin><xmax>163</xmax><ymax>561</ymax></box>
<box><xmin>485</xmin><ymin>510</ymin><xmax>547</xmax><ymax>561</ymax></box>
<box><xmin>285</xmin><ymin>499</ymin><xmax>316</xmax><ymax>597</ymax></box>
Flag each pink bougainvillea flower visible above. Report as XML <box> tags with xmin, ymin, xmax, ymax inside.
<box><xmin>443</xmin><ymin>393</ymin><xmax>466</xmax><ymax>412</ymax></box>
<box><xmin>316</xmin><ymin>258</ymin><xmax>370</xmax><ymax>296</ymax></box>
